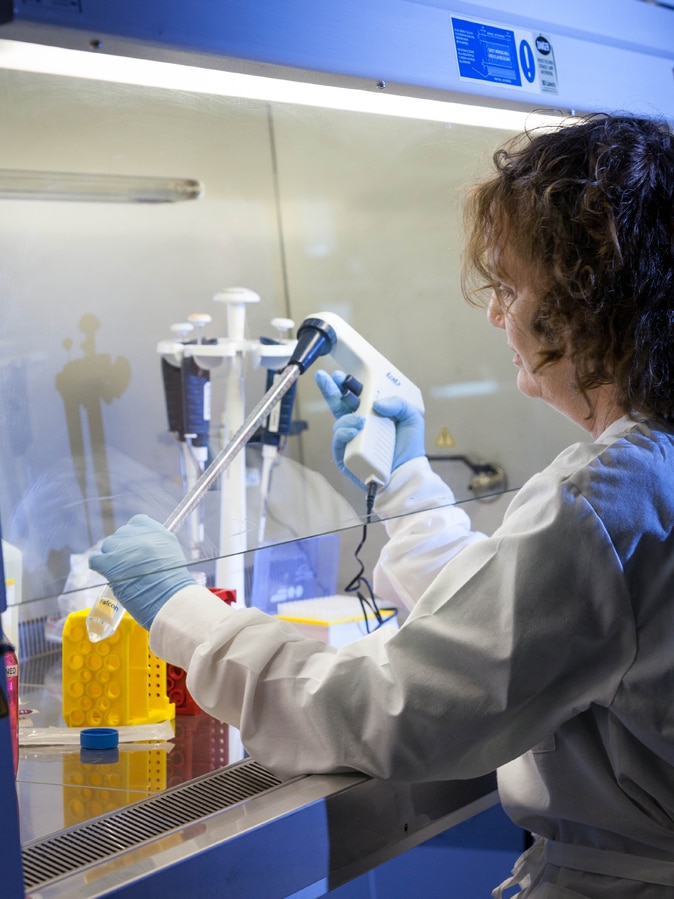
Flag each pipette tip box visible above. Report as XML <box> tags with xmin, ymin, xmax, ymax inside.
<box><xmin>275</xmin><ymin>595</ymin><xmax>398</xmax><ymax>647</ymax></box>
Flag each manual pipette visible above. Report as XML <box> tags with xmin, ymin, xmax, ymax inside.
<box><xmin>86</xmin><ymin>320</ymin><xmax>336</xmax><ymax>642</ymax></box>
<box><xmin>257</xmin><ymin>319</ymin><xmax>299</xmax><ymax>543</ymax></box>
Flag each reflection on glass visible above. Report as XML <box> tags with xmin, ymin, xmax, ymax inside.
<box><xmin>63</xmin><ymin>745</ymin><xmax>167</xmax><ymax>826</ymax></box>
<box><xmin>0</xmin><ymin>169</ymin><xmax>203</xmax><ymax>203</ymax></box>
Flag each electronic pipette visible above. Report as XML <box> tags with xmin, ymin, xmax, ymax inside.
<box><xmin>298</xmin><ymin>312</ymin><xmax>424</xmax><ymax>488</ymax></box>
<box><xmin>86</xmin><ymin>312</ymin><xmax>423</xmax><ymax>641</ymax></box>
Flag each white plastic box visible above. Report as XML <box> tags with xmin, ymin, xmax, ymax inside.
<box><xmin>276</xmin><ymin>595</ymin><xmax>398</xmax><ymax>648</ymax></box>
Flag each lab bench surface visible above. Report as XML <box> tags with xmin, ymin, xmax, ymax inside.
<box><xmin>16</xmin><ymin>692</ymin><xmax>498</xmax><ymax>898</ymax></box>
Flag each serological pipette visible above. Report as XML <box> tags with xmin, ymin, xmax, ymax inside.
<box><xmin>85</xmin><ymin>319</ymin><xmax>337</xmax><ymax>642</ymax></box>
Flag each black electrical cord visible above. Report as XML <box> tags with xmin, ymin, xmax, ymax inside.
<box><xmin>343</xmin><ymin>483</ymin><xmax>395</xmax><ymax>633</ymax></box>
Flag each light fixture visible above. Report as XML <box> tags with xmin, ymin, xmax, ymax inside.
<box><xmin>0</xmin><ymin>38</ymin><xmax>569</xmax><ymax>132</ymax></box>
<box><xmin>0</xmin><ymin>168</ymin><xmax>203</xmax><ymax>203</ymax></box>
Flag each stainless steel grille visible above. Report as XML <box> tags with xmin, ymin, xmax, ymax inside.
<box><xmin>22</xmin><ymin>759</ymin><xmax>283</xmax><ymax>891</ymax></box>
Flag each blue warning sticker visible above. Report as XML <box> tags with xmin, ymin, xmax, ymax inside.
<box><xmin>452</xmin><ymin>17</ymin><xmax>522</xmax><ymax>86</ymax></box>
<box><xmin>451</xmin><ymin>17</ymin><xmax>558</xmax><ymax>95</ymax></box>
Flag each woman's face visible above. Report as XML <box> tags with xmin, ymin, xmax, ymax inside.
<box><xmin>485</xmin><ymin>252</ymin><xmax>623</xmax><ymax>437</ymax></box>
<box><xmin>486</xmin><ymin>266</ymin><xmax>578</xmax><ymax>412</ymax></box>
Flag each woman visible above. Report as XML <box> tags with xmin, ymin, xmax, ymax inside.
<box><xmin>90</xmin><ymin>113</ymin><xmax>674</xmax><ymax>896</ymax></box>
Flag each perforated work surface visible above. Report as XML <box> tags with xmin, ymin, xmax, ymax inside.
<box><xmin>22</xmin><ymin>759</ymin><xmax>282</xmax><ymax>891</ymax></box>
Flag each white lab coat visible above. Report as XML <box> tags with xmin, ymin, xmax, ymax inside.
<box><xmin>151</xmin><ymin>416</ymin><xmax>674</xmax><ymax>896</ymax></box>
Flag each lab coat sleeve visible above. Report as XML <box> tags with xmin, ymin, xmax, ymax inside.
<box><xmin>373</xmin><ymin>456</ymin><xmax>487</xmax><ymax>610</ymax></box>
<box><xmin>150</xmin><ymin>466</ymin><xmax>636</xmax><ymax>783</ymax></box>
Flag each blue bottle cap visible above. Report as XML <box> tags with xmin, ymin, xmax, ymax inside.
<box><xmin>80</xmin><ymin>727</ymin><xmax>119</xmax><ymax>750</ymax></box>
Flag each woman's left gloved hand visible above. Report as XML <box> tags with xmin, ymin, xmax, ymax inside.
<box><xmin>371</xmin><ymin>396</ymin><xmax>426</xmax><ymax>471</ymax></box>
<box><xmin>89</xmin><ymin>514</ymin><xmax>196</xmax><ymax>630</ymax></box>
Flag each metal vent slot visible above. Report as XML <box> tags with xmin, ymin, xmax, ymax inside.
<box><xmin>22</xmin><ymin>759</ymin><xmax>283</xmax><ymax>891</ymax></box>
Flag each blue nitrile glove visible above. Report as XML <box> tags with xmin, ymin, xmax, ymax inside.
<box><xmin>315</xmin><ymin>369</ymin><xmax>361</xmax><ymax>419</ymax></box>
<box><xmin>316</xmin><ymin>369</ymin><xmax>366</xmax><ymax>489</ymax></box>
<box><xmin>372</xmin><ymin>396</ymin><xmax>426</xmax><ymax>471</ymax></box>
<box><xmin>315</xmin><ymin>370</ymin><xmax>426</xmax><ymax>489</ymax></box>
<box><xmin>89</xmin><ymin>514</ymin><xmax>196</xmax><ymax>630</ymax></box>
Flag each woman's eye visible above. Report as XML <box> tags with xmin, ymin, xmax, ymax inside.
<box><xmin>495</xmin><ymin>283</ymin><xmax>516</xmax><ymax>304</ymax></box>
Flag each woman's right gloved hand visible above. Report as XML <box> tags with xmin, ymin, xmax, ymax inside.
<box><xmin>315</xmin><ymin>369</ymin><xmax>426</xmax><ymax>490</ymax></box>
<box><xmin>89</xmin><ymin>514</ymin><xmax>196</xmax><ymax>630</ymax></box>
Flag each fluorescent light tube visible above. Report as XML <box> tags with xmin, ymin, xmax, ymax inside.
<box><xmin>0</xmin><ymin>168</ymin><xmax>203</xmax><ymax>202</ymax></box>
<box><xmin>0</xmin><ymin>38</ymin><xmax>568</xmax><ymax>131</ymax></box>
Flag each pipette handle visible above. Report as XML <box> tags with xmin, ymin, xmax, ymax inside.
<box><xmin>85</xmin><ymin>364</ymin><xmax>302</xmax><ymax>642</ymax></box>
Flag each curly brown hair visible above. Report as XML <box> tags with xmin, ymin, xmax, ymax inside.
<box><xmin>462</xmin><ymin>113</ymin><xmax>674</xmax><ymax>421</ymax></box>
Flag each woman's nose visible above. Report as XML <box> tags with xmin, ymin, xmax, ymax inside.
<box><xmin>487</xmin><ymin>292</ymin><xmax>505</xmax><ymax>329</ymax></box>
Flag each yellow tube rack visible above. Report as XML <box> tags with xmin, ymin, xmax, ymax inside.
<box><xmin>62</xmin><ymin>609</ymin><xmax>175</xmax><ymax>728</ymax></box>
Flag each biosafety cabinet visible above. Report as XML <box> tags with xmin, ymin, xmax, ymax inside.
<box><xmin>0</xmin><ymin>2</ymin><xmax>672</xmax><ymax>896</ymax></box>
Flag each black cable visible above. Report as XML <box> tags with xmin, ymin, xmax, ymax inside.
<box><xmin>343</xmin><ymin>483</ymin><xmax>395</xmax><ymax>633</ymax></box>
<box><xmin>365</xmin><ymin>481</ymin><xmax>377</xmax><ymax>522</ymax></box>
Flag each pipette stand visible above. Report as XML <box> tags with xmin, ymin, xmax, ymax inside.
<box><xmin>157</xmin><ymin>287</ymin><xmax>296</xmax><ymax>610</ymax></box>
<box><xmin>214</xmin><ymin>288</ymin><xmax>259</xmax><ymax>610</ymax></box>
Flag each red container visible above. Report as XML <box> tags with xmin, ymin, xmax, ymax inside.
<box><xmin>167</xmin><ymin>588</ymin><xmax>235</xmax><ymax>715</ymax></box>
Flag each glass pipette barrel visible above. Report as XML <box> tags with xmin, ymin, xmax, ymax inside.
<box><xmin>85</xmin><ymin>363</ymin><xmax>302</xmax><ymax>642</ymax></box>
